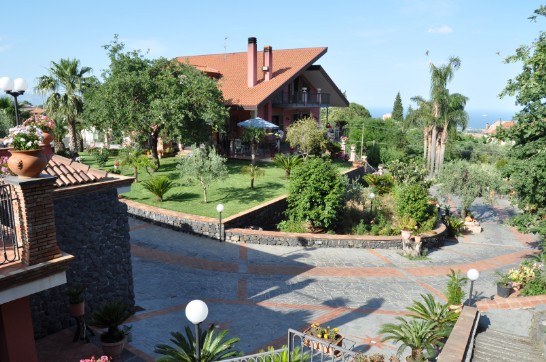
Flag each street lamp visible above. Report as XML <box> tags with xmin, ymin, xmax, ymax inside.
<box><xmin>369</xmin><ymin>192</ymin><xmax>375</xmax><ymax>216</ymax></box>
<box><xmin>185</xmin><ymin>300</ymin><xmax>209</xmax><ymax>362</ymax></box>
<box><xmin>216</xmin><ymin>204</ymin><xmax>224</xmax><ymax>242</ymax></box>
<box><xmin>0</xmin><ymin>77</ymin><xmax>28</xmax><ymax>126</ymax></box>
<box><xmin>466</xmin><ymin>268</ymin><xmax>480</xmax><ymax>306</ymax></box>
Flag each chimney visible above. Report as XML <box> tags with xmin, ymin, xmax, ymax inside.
<box><xmin>263</xmin><ymin>45</ymin><xmax>273</xmax><ymax>81</ymax></box>
<box><xmin>247</xmin><ymin>37</ymin><xmax>257</xmax><ymax>87</ymax></box>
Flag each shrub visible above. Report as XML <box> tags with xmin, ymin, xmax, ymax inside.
<box><xmin>395</xmin><ymin>183</ymin><xmax>435</xmax><ymax>227</ymax></box>
<box><xmin>142</xmin><ymin>176</ymin><xmax>175</xmax><ymax>202</ymax></box>
<box><xmin>277</xmin><ymin>219</ymin><xmax>308</xmax><ymax>233</ymax></box>
<box><xmin>363</xmin><ymin>174</ymin><xmax>394</xmax><ymax>195</ymax></box>
<box><xmin>90</xmin><ymin>147</ymin><xmax>110</xmax><ymax>167</ymax></box>
<box><xmin>443</xmin><ymin>216</ymin><xmax>465</xmax><ymax>237</ymax></box>
<box><xmin>273</xmin><ymin>153</ymin><xmax>302</xmax><ymax>178</ymax></box>
<box><xmin>521</xmin><ymin>270</ymin><xmax>546</xmax><ymax>296</ymax></box>
<box><xmin>445</xmin><ymin>269</ymin><xmax>468</xmax><ymax>305</ymax></box>
<box><xmin>285</xmin><ymin>158</ymin><xmax>345</xmax><ymax>231</ymax></box>
<box><xmin>386</xmin><ymin>159</ymin><xmax>428</xmax><ymax>185</ymax></box>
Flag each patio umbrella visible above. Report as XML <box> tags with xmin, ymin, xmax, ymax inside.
<box><xmin>237</xmin><ymin>117</ymin><xmax>279</xmax><ymax>130</ymax></box>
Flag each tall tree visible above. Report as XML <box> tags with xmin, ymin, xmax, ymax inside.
<box><xmin>392</xmin><ymin>92</ymin><xmax>404</xmax><ymax>121</ymax></box>
<box><xmin>35</xmin><ymin>58</ymin><xmax>95</xmax><ymax>154</ymax></box>
<box><xmin>84</xmin><ymin>36</ymin><xmax>228</xmax><ymax>168</ymax></box>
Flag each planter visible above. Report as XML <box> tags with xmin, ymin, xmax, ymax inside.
<box><xmin>41</xmin><ymin>130</ymin><xmax>54</xmax><ymax>145</ymax></box>
<box><xmin>101</xmin><ymin>336</ymin><xmax>126</xmax><ymax>359</ymax></box>
<box><xmin>69</xmin><ymin>302</ymin><xmax>85</xmax><ymax>317</ymax></box>
<box><xmin>449</xmin><ymin>304</ymin><xmax>463</xmax><ymax>313</ymax></box>
<box><xmin>497</xmin><ymin>283</ymin><xmax>512</xmax><ymax>298</ymax></box>
<box><xmin>401</xmin><ymin>229</ymin><xmax>412</xmax><ymax>240</ymax></box>
<box><xmin>303</xmin><ymin>328</ymin><xmax>344</xmax><ymax>356</ymax></box>
<box><xmin>7</xmin><ymin>148</ymin><xmax>48</xmax><ymax>178</ymax></box>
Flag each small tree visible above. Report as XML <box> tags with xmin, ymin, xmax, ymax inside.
<box><xmin>241</xmin><ymin>128</ymin><xmax>266</xmax><ymax>166</ymax></box>
<box><xmin>119</xmin><ymin>145</ymin><xmax>155</xmax><ymax>182</ymax></box>
<box><xmin>273</xmin><ymin>153</ymin><xmax>301</xmax><ymax>178</ymax></box>
<box><xmin>392</xmin><ymin>92</ymin><xmax>404</xmax><ymax>121</ymax></box>
<box><xmin>286</xmin><ymin>117</ymin><xmax>327</xmax><ymax>157</ymax></box>
<box><xmin>241</xmin><ymin>164</ymin><xmax>265</xmax><ymax>189</ymax></box>
<box><xmin>394</xmin><ymin>183</ymin><xmax>435</xmax><ymax>227</ymax></box>
<box><xmin>177</xmin><ymin>145</ymin><xmax>227</xmax><ymax>203</ymax></box>
<box><xmin>285</xmin><ymin>158</ymin><xmax>345</xmax><ymax>231</ymax></box>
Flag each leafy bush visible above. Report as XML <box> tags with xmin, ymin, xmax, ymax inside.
<box><xmin>273</xmin><ymin>153</ymin><xmax>302</xmax><ymax>178</ymax></box>
<box><xmin>285</xmin><ymin>158</ymin><xmax>345</xmax><ymax>231</ymax></box>
<box><xmin>395</xmin><ymin>183</ymin><xmax>435</xmax><ymax>227</ymax></box>
<box><xmin>386</xmin><ymin>159</ymin><xmax>428</xmax><ymax>185</ymax></box>
<box><xmin>277</xmin><ymin>219</ymin><xmax>308</xmax><ymax>233</ymax></box>
<box><xmin>443</xmin><ymin>216</ymin><xmax>465</xmax><ymax>237</ymax></box>
<box><xmin>142</xmin><ymin>176</ymin><xmax>175</xmax><ymax>202</ymax></box>
<box><xmin>90</xmin><ymin>147</ymin><xmax>110</xmax><ymax>167</ymax></box>
<box><xmin>445</xmin><ymin>269</ymin><xmax>468</xmax><ymax>305</ymax></box>
<box><xmin>363</xmin><ymin>174</ymin><xmax>394</xmax><ymax>195</ymax></box>
<box><xmin>521</xmin><ymin>270</ymin><xmax>546</xmax><ymax>296</ymax></box>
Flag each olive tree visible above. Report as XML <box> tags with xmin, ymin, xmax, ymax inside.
<box><xmin>285</xmin><ymin>116</ymin><xmax>327</xmax><ymax>157</ymax></box>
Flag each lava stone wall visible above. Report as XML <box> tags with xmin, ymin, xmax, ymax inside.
<box><xmin>30</xmin><ymin>188</ymin><xmax>134</xmax><ymax>338</ymax></box>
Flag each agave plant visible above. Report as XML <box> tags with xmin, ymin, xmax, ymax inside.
<box><xmin>141</xmin><ymin>176</ymin><xmax>175</xmax><ymax>201</ymax></box>
<box><xmin>258</xmin><ymin>345</ymin><xmax>310</xmax><ymax>362</ymax></box>
<box><xmin>406</xmin><ymin>294</ymin><xmax>459</xmax><ymax>331</ymax></box>
<box><xmin>273</xmin><ymin>153</ymin><xmax>302</xmax><ymax>178</ymax></box>
<box><xmin>154</xmin><ymin>323</ymin><xmax>242</xmax><ymax>362</ymax></box>
<box><xmin>379</xmin><ymin>317</ymin><xmax>447</xmax><ymax>361</ymax></box>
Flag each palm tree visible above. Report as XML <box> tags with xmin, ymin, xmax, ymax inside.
<box><xmin>154</xmin><ymin>323</ymin><xmax>242</xmax><ymax>362</ymax></box>
<box><xmin>435</xmin><ymin>92</ymin><xmax>468</xmax><ymax>171</ymax></box>
<box><xmin>35</xmin><ymin>58</ymin><xmax>94</xmax><ymax>154</ymax></box>
<box><xmin>380</xmin><ymin>317</ymin><xmax>448</xmax><ymax>361</ymax></box>
<box><xmin>406</xmin><ymin>96</ymin><xmax>436</xmax><ymax>173</ymax></box>
<box><xmin>406</xmin><ymin>294</ymin><xmax>459</xmax><ymax>330</ymax></box>
<box><xmin>241</xmin><ymin>163</ymin><xmax>265</xmax><ymax>189</ymax></box>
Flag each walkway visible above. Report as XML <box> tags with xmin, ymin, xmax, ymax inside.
<box><xmin>37</xmin><ymin>197</ymin><xmax>542</xmax><ymax>361</ymax></box>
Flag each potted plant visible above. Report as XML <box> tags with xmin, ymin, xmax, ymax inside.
<box><xmin>65</xmin><ymin>284</ymin><xmax>86</xmax><ymax>317</ymax></box>
<box><xmin>22</xmin><ymin>115</ymin><xmax>56</xmax><ymax>145</ymax></box>
<box><xmin>398</xmin><ymin>216</ymin><xmax>417</xmax><ymax>240</ymax></box>
<box><xmin>445</xmin><ymin>269</ymin><xmax>468</xmax><ymax>312</ymax></box>
<box><xmin>495</xmin><ymin>270</ymin><xmax>512</xmax><ymax>298</ymax></box>
<box><xmin>303</xmin><ymin>323</ymin><xmax>344</xmax><ymax>355</ymax></box>
<box><xmin>90</xmin><ymin>300</ymin><xmax>132</xmax><ymax>359</ymax></box>
<box><xmin>4</xmin><ymin>125</ymin><xmax>47</xmax><ymax>178</ymax></box>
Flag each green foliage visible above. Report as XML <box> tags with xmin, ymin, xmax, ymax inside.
<box><xmin>445</xmin><ymin>269</ymin><xmax>468</xmax><ymax>305</ymax></box>
<box><xmin>142</xmin><ymin>176</ymin><xmax>175</xmax><ymax>201</ymax></box>
<box><xmin>155</xmin><ymin>323</ymin><xmax>242</xmax><ymax>362</ymax></box>
<box><xmin>89</xmin><ymin>147</ymin><xmax>110</xmax><ymax>167</ymax></box>
<box><xmin>521</xmin><ymin>270</ymin><xmax>546</xmax><ymax>296</ymax></box>
<box><xmin>379</xmin><ymin>317</ymin><xmax>447</xmax><ymax>360</ymax></box>
<box><xmin>407</xmin><ymin>294</ymin><xmax>459</xmax><ymax>329</ymax></box>
<box><xmin>118</xmin><ymin>145</ymin><xmax>155</xmax><ymax>181</ymax></box>
<box><xmin>285</xmin><ymin>158</ymin><xmax>345</xmax><ymax>231</ymax></box>
<box><xmin>277</xmin><ymin>219</ymin><xmax>308</xmax><ymax>233</ymax></box>
<box><xmin>286</xmin><ymin>117</ymin><xmax>328</xmax><ymax>157</ymax></box>
<box><xmin>363</xmin><ymin>174</ymin><xmax>394</xmax><ymax>195</ymax></box>
<box><xmin>392</xmin><ymin>92</ymin><xmax>404</xmax><ymax>122</ymax></box>
<box><xmin>65</xmin><ymin>284</ymin><xmax>86</xmax><ymax>304</ymax></box>
<box><xmin>495</xmin><ymin>270</ymin><xmax>511</xmax><ymax>287</ymax></box>
<box><xmin>323</xmin><ymin>102</ymin><xmax>371</xmax><ymax>126</ymax></box>
<box><xmin>177</xmin><ymin>145</ymin><xmax>228</xmax><ymax>203</ymax></box>
<box><xmin>386</xmin><ymin>159</ymin><xmax>428</xmax><ymax>185</ymax></box>
<box><xmin>90</xmin><ymin>300</ymin><xmax>132</xmax><ymax>343</ymax></box>
<box><xmin>258</xmin><ymin>345</ymin><xmax>309</xmax><ymax>362</ymax></box>
<box><xmin>443</xmin><ymin>216</ymin><xmax>465</xmax><ymax>237</ymax></box>
<box><xmin>273</xmin><ymin>153</ymin><xmax>302</xmax><ymax>178</ymax></box>
<box><xmin>241</xmin><ymin>163</ymin><xmax>265</xmax><ymax>189</ymax></box>
<box><xmin>437</xmin><ymin>160</ymin><xmax>507</xmax><ymax>217</ymax></box>
<box><xmin>395</xmin><ymin>183</ymin><xmax>435</xmax><ymax>227</ymax></box>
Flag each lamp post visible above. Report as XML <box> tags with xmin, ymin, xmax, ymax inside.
<box><xmin>0</xmin><ymin>77</ymin><xmax>28</xmax><ymax>126</ymax></box>
<box><xmin>185</xmin><ymin>300</ymin><xmax>209</xmax><ymax>362</ymax></box>
<box><xmin>467</xmin><ymin>268</ymin><xmax>479</xmax><ymax>306</ymax></box>
<box><xmin>369</xmin><ymin>192</ymin><xmax>375</xmax><ymax>216</ymax></box>
<box><xmin>216</xmin><ymin>204</ymin><xmax>224</xmax><ymax>242</ymax></box>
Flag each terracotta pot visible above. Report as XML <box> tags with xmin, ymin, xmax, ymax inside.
<box><xmin>401</xmin><ymin>229</ymin><xmax>412</xmax><ymax>240</ymax></box>
<box><xmin>7</xmin><ymin>148</ymin><xmax>48</xmax><ymax>178</ymax></box>
<box><xmin>69</xmin><ymin>302</ymin><xmax>85</xmax><ymax>317</ymax></box>
<box><xmin>101</xmin><ymin>336</ymin><xmax>126</xmax><ymax>359</ymax></box>
<box><xmin>41</xmin><ymin>130</ymin><xmax>54</xmax><ymax>145</ymax></box>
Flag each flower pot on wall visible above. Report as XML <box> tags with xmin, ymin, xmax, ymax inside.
<box><xmin>497</xmin><ymin>283</ymin><xmax>512</xmax><ymax>298</ymax></box>
<box><xmin>401</xmin><ymin>229</ymin><xmax>412</xmax><ymax>240</ymax></box>
<box><xmin>69</xmin><ymin>302</ymin><xmax>85</xmax><ymax>317</ymax></box>
<box><xmin>41</xmin><ymin>131</ymin><xmax>54</xmax><ymax>145</ymax></box>
<box><xmin>7</xmin><ymin>148</ymin><xmax>47</xmax><ymax>178</ymax></box>
<box><xmin>101</xmin><ymin>336</ymin><xmax>126</xmax><ymax>359</ymax></box>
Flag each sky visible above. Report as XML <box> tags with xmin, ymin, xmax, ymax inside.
<box><xmin>0</xmin><ymin>0</ymin><xmax>543</xmax><ymax>129</ymax></box>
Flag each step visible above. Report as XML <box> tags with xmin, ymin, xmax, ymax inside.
<box><xmin>472</xmin><ymin>329</ymin><xmax>544</xmax><ymax>362</ymax></box>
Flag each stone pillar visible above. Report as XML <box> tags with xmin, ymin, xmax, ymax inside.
<box><xmin>5</xmin><ymin>176</ymin><xmax>61</xmax><ymax>266</ymax></box>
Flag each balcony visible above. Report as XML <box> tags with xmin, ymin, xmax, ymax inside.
<box><xmin>272</xmin><ymin>91</ymin><xmax>330</xmax><ymax>108</ymax></box>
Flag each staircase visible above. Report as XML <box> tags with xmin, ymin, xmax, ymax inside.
<box><xmin>472</xmin><ymin>329</ymin><xmax>544</xmax><ymax>361</ymax></box>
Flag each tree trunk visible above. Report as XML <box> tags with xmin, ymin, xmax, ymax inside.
<box><xmin>423</xmin><ymin>127</ymin><xmax>429</xmax><ymax>161</ymax></box>
<box><xmin>434</xmin><ymin>129</ymin><xmax>443</xmax><ymax>174</ymax></box>
<box><xmin>251</xmin><ymin>142</ymin><xmax>257</xmax><ymax>166</ymax></box>
<box><xmin>133</xmin><ymin>166</ymin><xmax>138</xmax><ymax>182</ymax></box>
<box><xmin>429</xmin><ymin>126</ymin><xmax>438</xmax><ymax>175</ymax></box>
<box><xmin>203</xmin><ymin>188</ymin><xmax>208</xmax><ymax>203</ymax></box>
<box><xmin>150</xmin><ymin>125</ymin><xmax>161</xmax><ymax>170</ymax></box>
<box><xmin>250</xmin><ymin>177</ymin><xmax>255</xmax><ymax>189</ymax></box>
<box><xmin>437</xmin><ymin>120</ymin><xmax>450</xmax><ymax>171</ymax></box>
<box><xmin>67</xmin><ymin>118</ymin><xmax>78</xmax><ymax>153</ymax></box>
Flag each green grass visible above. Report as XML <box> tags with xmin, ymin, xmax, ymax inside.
<box><xmin>80</xmin><ymin>152</ymin><xmax>352</xmax><ymax>218</ymax></box>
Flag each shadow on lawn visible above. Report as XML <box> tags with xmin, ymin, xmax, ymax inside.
<box><xmin>217</xmin><ymin>181</ymin><xmax>285</xmax><ymax>204</ymax></box>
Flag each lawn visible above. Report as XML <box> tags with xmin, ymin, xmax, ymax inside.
<box><xmin>80</xmin><ymin>152</ymin><xmax>353</xmax><ymax>218</ymax></box>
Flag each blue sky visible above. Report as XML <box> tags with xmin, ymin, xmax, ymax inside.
<box><xmin>0</xmin><ymin>1</ymin><xmax>543</xmax><ymax>128</ymax></box>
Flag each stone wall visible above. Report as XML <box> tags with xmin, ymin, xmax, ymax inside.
<box><xmin>30</xmin><ymin>188</ymin><xmax>134</xmax><ymax>338</ymax></box>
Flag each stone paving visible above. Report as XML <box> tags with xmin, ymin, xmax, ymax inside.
<box><xmin>120</xmin><ymin>196</ymin><xmax>541</xmax><ymax>360</ymax></box>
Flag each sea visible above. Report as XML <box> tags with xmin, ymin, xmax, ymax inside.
<box><xmin>368</xmin><ymin>108</ymin><xmax>517</xmax><ymax>132</ymax></box>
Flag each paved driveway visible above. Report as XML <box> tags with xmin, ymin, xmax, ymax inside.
<box><xmin>125</xmin><ymin>197</ymin><xmax>539</xmax><ymax>360</ymax></box>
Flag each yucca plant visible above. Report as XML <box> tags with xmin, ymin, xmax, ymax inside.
<box><xmin>273</xmin><ymin>153</ymin><xmax>302</xmax><ymax>178</ymax></box>
<box><xmin>90</xmin><ymin>300</ymin><xmax>132</xmax><ymax>343</ymax></box>
<box><xmin>241</xmin><ymin>164</ymin><xmax>265</xmax><ymax>189</ymax></box>
<box><xmin>379</xmin><ymin>317</ymin><xmax>447</xmax><ymax>361</ymax></box>
<box><xmin>141</xmin><ymin>176</ymin><xmax>175</xmax><ymax>201</ymax></box>
<box><xmin>154</xmin><ymin>323</ymin><xmax>242</xmax><ymax>362</ymax></box>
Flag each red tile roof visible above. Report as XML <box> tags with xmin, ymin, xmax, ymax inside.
<box><xmin>485</xmin><ymin>120</ymin><xmax>516</xmax><ymax>134</ymax></box>
<box><xmin>177</xmin><ymin>47</ymin><xmax>327</xmax><ymax>108</ymax></box>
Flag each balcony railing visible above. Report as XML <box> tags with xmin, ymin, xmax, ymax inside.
<box><xmin>272</xmin><ymin>91</ymin><xmax>331</xmax><ymax>108</ymax></box>
<box><xmin>0</xmin><ymin>180</ymin><xmax>20</xmax><ymax>265</ymax></box>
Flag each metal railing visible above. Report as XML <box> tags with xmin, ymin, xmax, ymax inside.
<box><xmin>272</xmin><ymin>91</ymin><xmax>331</xmax><ymax>108</ymax></box>
<box><xmin>224</xmin><ymin>329</ymin><xmax>358</xmax><ymax>362</ymax></box>
<box><xmin>0</xmin><ymin>181</ymin><xmax>19</xmax><ymax>265</ymax></box>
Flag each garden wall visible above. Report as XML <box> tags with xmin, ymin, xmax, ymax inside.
<box><xmin>30</xmin><ymin>187</ymin><xmax>134</xmax><ymax>338</ymax></box>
